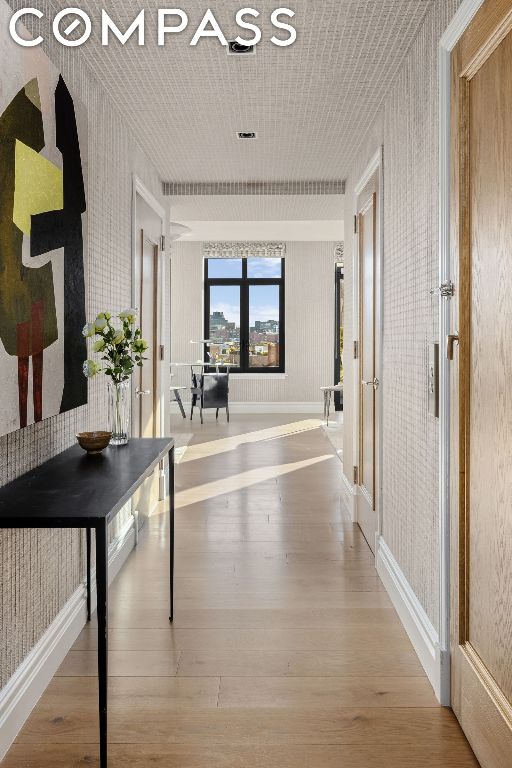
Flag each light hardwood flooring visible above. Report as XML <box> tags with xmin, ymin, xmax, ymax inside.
<box><xmin>4</xmin><ymin>415</ymin><xmax>478</xmax><ymax>767</ymax></box>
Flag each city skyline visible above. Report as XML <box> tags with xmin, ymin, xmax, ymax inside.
<box><xmin>209</xmin><ymin>284</ymin><xmax>280</xmax><ymax>329</ymax></box>
<box><xmin>210</xmin><ymin>309</ymin><xmax>279</xmax><ymax>333</ymax></box>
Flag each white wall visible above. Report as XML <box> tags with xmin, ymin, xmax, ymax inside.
<box><xmin>343</xmin><ymin>0</ymin><xmax>462</xmax><ymax>633</ymax></box>
<box><xmin>170</xmin><ymin>240</ymin><xmax>340</xmax><ymax>409</ymax></box>
<box><xmin>1</xmin><ymin>0</ymin><xmax>165</xmax><ymax>699</ymax></box>
<box><xmin>179</xmin><ymin>220</ymin><xmax>344</xmax><ymax>241</ymax></box>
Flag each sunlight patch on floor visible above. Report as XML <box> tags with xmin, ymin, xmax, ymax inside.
<box><xmin>322</xmin><ymin>419</ymin><xmax>343</xmax><ymax>465</ymax></box>
<box><xmin>179</xmin><ymin>420</ymin><xmax>323</xmax><ymax>464</ymax></box>
<box><xmin>175</xmin><ymin>454</ymin><xmax>335</xmax><ymax>509</ymax></box>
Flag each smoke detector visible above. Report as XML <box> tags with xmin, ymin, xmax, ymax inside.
<box><xmin>228</xmin><ymin>40</ymin><xmax>255</xmax><ymax>55</ymax></box>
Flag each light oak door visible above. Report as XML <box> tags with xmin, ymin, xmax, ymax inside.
<box><xmin>135</xmin><ymin>230</ymin><xmax>159</xmax><ymax>439</ymax></box>
<box><xmin>450</xmin><ymin>2</ymin><xmax>512</xmax><ymax>765</ymax></box>
<box><xmin>357</xmin><ymin>190</ymin><xmax>379</xmax><ymax>551</ymax></box>
<box><xmin>132</xmin><ymin>192</ymin><xmax>163</xmax><ymax>524</ymax></box>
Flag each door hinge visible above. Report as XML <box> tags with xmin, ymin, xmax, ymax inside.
<box><xmin>431</xmin><ymin>280</ymin><xmax>455</xmax><ymax>298</ymax></box>
<box><xmin>354</xmin><ymin>215</ymin><xmax>358</xmax><ymax>234</ymax></box>
<box><xmin>353</xmin><ymin>340</ymin><xmax>359</xmax><ymax>360</ymax></box>
<box><xmin>160</xmin><ymin>235</ymin><xmax>166</xmax><ymax>252</ymax></box>
<box><xmin>159</xmin><ymin>345</ymin><xmax>165</xmax><ymax>361</ymax></box>
<box><xmin>353</xmin><ymin>466</ymin><xmax>359</xmax><ymax>485</ymax></box>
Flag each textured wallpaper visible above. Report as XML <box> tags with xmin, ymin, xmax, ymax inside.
<box><xmin>343</xmin><ymin>0</ymin><xmax>462</xmax><ymax>631</ymax></box>
<box><xmin>0</xmin><ymin>1</ymin><xmax>164</xmax><ymax>688</ymax></box>
<box><xmin>171</xmin><ymin>240</ymin><xmax>339</xmax><ymax>405</ymax></box>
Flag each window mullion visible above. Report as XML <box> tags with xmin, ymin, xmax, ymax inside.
<box><xmin>241</xmin><ymin>281</ymin><xmax>249</xmax><ymax>372</ymax></box>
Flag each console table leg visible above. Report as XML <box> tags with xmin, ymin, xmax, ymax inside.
<box><xmin>86</xmin><ymin>527</ymin><xmax>91</xmax><ymax>622</ymax></box>
<box><xmin>96</xmin><ymin>519</ymin><xmax>108</xmax><ymax>767</ymax></box>
<box><xmin>169</xmin><ymin>446</ymin><xmax>175</xmax><ymax>623</ymax></box>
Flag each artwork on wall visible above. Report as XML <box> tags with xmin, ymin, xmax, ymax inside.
<box><xmin>0</xmin><ymin>0</ymin><xmax>88</xmax><ymax>437</ymax></box>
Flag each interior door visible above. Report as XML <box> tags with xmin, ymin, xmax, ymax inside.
<box><xmin>450</xmin><ymin>2</ymin><xmax>512</xmax><ymax>764</ymax></box>
<box><xmin>136</xmin><ymin>230</ymin><xmax>159</xmax><ymax>438</ymax></box>
<box><xmin>357</xmin><ymin>189</ymin><xmax>379</xmax><ymax>551</ymax></box>
<box><xmin>132</xmin><ymin>193</ymin><xmax>162</xmax><ymax>523</ymax></box>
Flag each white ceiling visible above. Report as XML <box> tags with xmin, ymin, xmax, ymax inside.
<box><xmin>57</xmin><ymin>0</ymin><xmax>435</xmax><ymax>183</ymax></box>
<box><xmin>171</xmin><ymin>194</ymin><xmax>344</xmax><ymax>220</ymax></box>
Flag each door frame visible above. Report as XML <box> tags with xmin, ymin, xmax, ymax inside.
<box><xmin>132</xmin><ymin>176</ymin><xmax>168</xmax><ymax>491</ymax></box>
<box><xmin>438</xmin><ymin>0</ymin><xmax>486</xmax><ymax>707</ymax></box>
<box><xmin>352</xmin><ymin>146</ymin><xmax>384</xmax><ymax>545</ymax></box>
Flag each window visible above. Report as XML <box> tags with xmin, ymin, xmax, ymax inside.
<box><xmin>204</xmin><ymin>257</ymin><xmax>285</xmax><ymax>373</ymax></box>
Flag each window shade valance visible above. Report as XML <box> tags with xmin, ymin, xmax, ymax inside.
<box><xmin>203</xmin><ymin>242</ymin><xmax>286</xmax><ymax>259</ymax></box>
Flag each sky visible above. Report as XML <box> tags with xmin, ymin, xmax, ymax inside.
<box><xmin>210</xmin><ymin>285</ymin><xmax>280</xmax><ymax>327</ymax></box>
<box><xmin>208</xmin><ymin>259</ymin><xmax>281</xmax><ymax>328</ymax></box>
<box><xmin>207</xmin><ymin>258</ymin><xmax>281</xmax><ymax>280</ymax></box>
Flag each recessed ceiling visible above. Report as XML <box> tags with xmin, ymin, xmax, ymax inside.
<box><xmin>51</xmin><ymin>0</ymin><xmax>435</xmax><ymax>183</ymax></box>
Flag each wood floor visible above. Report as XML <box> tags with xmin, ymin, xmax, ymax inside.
<box><xmin>4</xmin><ymin>415</ymin><xmax>478</xmax><ymax>767</ymax></box>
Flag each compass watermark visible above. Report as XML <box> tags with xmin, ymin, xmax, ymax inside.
<box><xmin>9</xmin><ymin>6</ymin><xmax>297</xmax><ymax>48</ymax></box>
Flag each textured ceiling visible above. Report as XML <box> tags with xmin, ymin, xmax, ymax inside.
<box><xmin>49</xmin><ymin>0</ymin><xmax>435</xmax><ymax>183</ymax></box>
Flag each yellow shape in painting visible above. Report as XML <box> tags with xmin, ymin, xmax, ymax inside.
<box><xmin>13</xmin><ymin>140</ymin><xmax>63</xmax><ymax>235</ymax></box>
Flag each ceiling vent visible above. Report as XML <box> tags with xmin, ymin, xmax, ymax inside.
<box><xmin>228</xmin><ymin>40</ymin><xmax>255</xmax><ymax>55</ymax></box>
<box><xmin>237</xmin><ymin>132</ymin><xmax>258</xmax><ymax>140</ymax></box>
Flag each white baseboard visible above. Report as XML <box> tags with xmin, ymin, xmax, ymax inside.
<box><xmin>171</xmin><ymin>401</ymin><xmax>324</xmax><ymax>415</ymax></box>
<box><xmin>341</xmin><ymin>472</ymin><xmax>357</xmax><ymax>523</ymax></box>
<box><xmin>376</xmin><ymin>535</ymin><xmax>448</xmax><ymax>704</ymax></box>
<box><xmin>0</xmin><ymin>516</ymin><xmax>136</xmax><ymax>760</ymax></box>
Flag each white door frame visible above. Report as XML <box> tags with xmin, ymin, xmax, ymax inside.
<box><xmin>438</xmin><ymin>0</ymin><xmax>485</xmax><ymax>706</ymax></box>
<box><xmin>132</xmin><ymin>175</ymin><xmax>168</xmax><ymax>478</ymax></box>
<box><xmin>352</xmin><ymin>146</ymin><xmax>384</xmax><ymax>543</ymax></box>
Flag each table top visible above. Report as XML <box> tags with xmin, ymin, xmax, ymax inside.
<box><xmin>0</xmin><ymin>438</ymin><xmax>174</xmax><ymax>527</ymax></box>
<box><xmin>321</xmin><ymin>385</ymin><xmax>344</xmax><ymax>392</ymax></box>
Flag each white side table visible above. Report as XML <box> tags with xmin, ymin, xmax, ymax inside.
<box><xmin>320</xmin><ymin>384</ymin><xmax>343</xmax><ymax>426</ymax></box>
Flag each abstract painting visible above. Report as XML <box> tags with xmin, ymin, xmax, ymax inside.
<box><xmin>0</xmin><ymin>0</ymin><xmax>87</xmax><ymax>436</ymax></box>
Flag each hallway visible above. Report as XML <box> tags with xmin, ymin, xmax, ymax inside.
<box><xmin>4</xmin><ymin>416</ymin><xmax>477</xmax><ymax>767</ymax></box>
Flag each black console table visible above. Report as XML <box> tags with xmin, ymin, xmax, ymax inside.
<box><xmin>0</xmin><ymin>437</ymin><xmax>175</xmax><ymax>767</ymax></box>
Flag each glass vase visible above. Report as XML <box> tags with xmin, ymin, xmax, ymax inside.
<box><xmin>108</xmin><ymin>379</ymin><xmax>130</xmax><ymax>446</ymax></box>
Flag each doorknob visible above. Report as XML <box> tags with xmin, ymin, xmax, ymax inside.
<box><xmin>362</xmin><ymin>378</ymin><xmax>380</xmax><ymax>390</ymax></box>
<box><xmin>446</xmin><ymin>334</ymin><xmax>459</xmax><ymax>361</ymax></box>
<box><xmin>136</xmin><ymin>387</ymin><xmax>151</xmax><ymax>397</ymax></box>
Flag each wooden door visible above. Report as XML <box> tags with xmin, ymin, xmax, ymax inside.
<box><xmin>132</xmin><ymin>192</ymin><xmax>163</xmax><ymax>524</ymax></box>
<box><xmin>135</xmin><ymin>230</ymin><xmax>159</xmax><ymax>438</ymax></box>
<box><xmin>357</xmin><ymin>189</ymin><xmax>379</xmax><ymax>551</ymax></box>
<box><xmin>451</xmin><ymin>2</ymin><xmax>512</xmax><ymax>764</ymax></box>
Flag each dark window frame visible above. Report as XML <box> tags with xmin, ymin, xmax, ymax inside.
<box><xmin>334</xmin><ymin>264</ymin><xmax>344</xmax><ymax>411</ymax></box>
<box><xmin>204</xmin><ymin>258</ymin><xmax>285</xmax><ymax>374</ymax></box>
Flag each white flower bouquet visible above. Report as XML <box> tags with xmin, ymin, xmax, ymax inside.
<box><xmin>82</xmin><ymin>309</ymin><xmax>148</xmax><ymax>385</ymax></box>
<box><xmin>81</xmin><ymin>309</ymin><xmax>149</xmax><ymax>445</ymax></box>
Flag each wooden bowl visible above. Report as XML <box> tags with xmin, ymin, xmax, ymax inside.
<box><xmin>76</xmin><ymin>431</ymin><xmax>112</xmax><ymax>454</ymax></box>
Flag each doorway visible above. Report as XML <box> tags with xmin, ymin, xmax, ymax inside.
<box><xmin>334</xmin><ymin>263</ymin><xmax>344</xmax><ymax>411</ymax></box>
<box><xmin>449</xmin><ymin>1</ymin><xmax>512</xmax><ymax>764</ymax></box>
<box><xmin>353</xmin><ymin>149</ymin><xmax>383</xmax><ymax>554</ymax></box>
<box><xmin>132</xmin><ymin>180</ymin><xmax>167</xmax><ymax>523</ymax></box>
